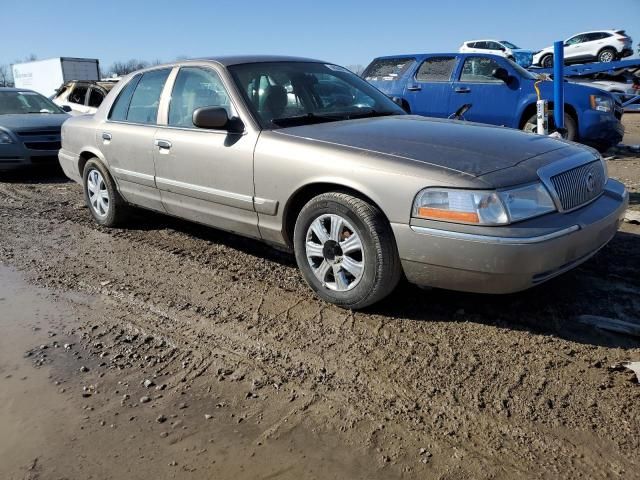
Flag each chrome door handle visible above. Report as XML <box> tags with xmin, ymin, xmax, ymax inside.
<box><xmin>455</xmin><ymin>87</ymin><xmax>471</xmax><ymax>93</ymax></box>
<box><xmin>407</xmin><ymin>85</ymin><xmax>422</xmax><ymax>91</ymax></box>
<box><xmin>155</xmin><ymin>139</ymin><xmax>172</xmax><ymax>149</ymax></box>
<box><xmin>102</xmin><ymin>132</ymin><xmax>112</xmax><ymax>141</ymax></box>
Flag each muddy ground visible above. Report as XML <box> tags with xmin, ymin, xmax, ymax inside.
<box><xmin>1</xmin><ymin>116</ymin><xmax>639</xmax><ymax>480</ymax></box>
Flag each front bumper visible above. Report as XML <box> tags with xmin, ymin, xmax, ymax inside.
<box><xmin>579</xmin><ymin>110</ymin><xmax>624</xmax><ymax>149</ymax></box>
<box><xmin>392</xmin><ymin>179</ymin><xmax>628</xmax><ymax>294</ymax></box>
<box><xmin>0</xmin><ymin>134</ymin><xmax>61</xmax><ymax>171</ymax></box>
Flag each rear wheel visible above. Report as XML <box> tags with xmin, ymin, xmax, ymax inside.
<box><xmin>598</xmin><ymin>48</ymin><xmax>617</xmax><ymax>63</ymax></box>
<box><xmin>82</xmin><ymin>159</ymin><xmax>129</xmax><ymax>227</ymax></box>
<box><xmin>522</xmin><ymin>112</ymin><xmax>577</xmax><ymax>141</ymax></box>
<box><xmin>293</xmin><ymin>192</ymin><xmax>401</xmax><ymax>309</ymax></box>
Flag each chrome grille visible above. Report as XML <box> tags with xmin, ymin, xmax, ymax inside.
<box><xmin>550</xmin><ymin>160</ymin><xmax>605</xmax><ymax>211</ymax></box>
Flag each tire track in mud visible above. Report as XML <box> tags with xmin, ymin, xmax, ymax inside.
<box><xmin>1</xmin><ymin>178</ymin><xmax>640</xmax><ymax>478</ymax></box>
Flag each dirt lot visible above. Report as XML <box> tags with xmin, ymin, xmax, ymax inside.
<box><xmin>1</xmin><ymin>117</ymin><xmax>639</xmax><ymax>480</ymax></box>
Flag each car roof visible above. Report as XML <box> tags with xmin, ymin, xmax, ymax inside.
<box><xmin>133</xmin><ymin>55</ymin><xmax>328</xmax><ymax>73</ymax></box>
<box><xmin>371</xmin><ymin>52</ymin><xmax>504</xmax><ymax>61</ymax></box>
<box><xmin>571</xmin><ymin>29</ymin><xmax>620</xmax><ymax>35</ymax></box>
<box><xmin>464</xmin><ymin>39</ymin><xmax>503</xmax><ymax>43</ymax></box>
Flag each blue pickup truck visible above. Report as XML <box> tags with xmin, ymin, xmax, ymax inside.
<box><xmin>363</xmin><ymin>53</ymin><xmax>625</xmax><ymax>151</ymax></box>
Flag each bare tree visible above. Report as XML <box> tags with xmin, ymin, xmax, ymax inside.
<box><xmin>108</xmin><ymin>59</ymin><xmax>150</xmax><ymax>76</ymax></box>
<box><xmin>0</xmin><ymin>64</ymin><xmax>13</xmax><ymax>87</ymax></box>
<box><xmin>346</xmin><ymin>64</ymin><xmax>365</xmax><ymax>76</ymax></box>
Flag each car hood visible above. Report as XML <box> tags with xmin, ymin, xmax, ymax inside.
<box><xmin>275</xmin><ymin>115</ymin><xmax>575</xmax><ymax>177</ymax></box>
<box><xmin>0</xmin><ymin>114</ymin><xmax>69</xmax><ymax>132</ymax></box>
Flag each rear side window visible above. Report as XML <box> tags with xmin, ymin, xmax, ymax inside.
<box><xmin>69</xmin><ymin>85</ymin><xmax>88</xmax><ymax>105</ymax></box>
<box><xmin>109</xmin><ymin>75</ymin><xmax>142</xmax><ymax>121</ymax></box>
<box><xmin>415</xmin><ymin>57</ymin><xmax>456</xmax><ymax>82</ymax></box>
<box><xmin>363</xmin><ymin>57</ymin><xmax>415</xmax><ymax>81</ymax></box>
<box><xmin>126</xmin><ymin>69</ymin><xmax>172</xmax><ymax>124</ymax></box>
<box><xmin>88</xmin><ymin>88</ymin><xmax>104</xmax><ymax>108</ymax></box>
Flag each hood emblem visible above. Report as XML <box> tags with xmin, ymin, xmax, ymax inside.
<box><xmin>586</xmin><ymin>172</ymin><xmax>595</xmax><ymax>193</ymax></box>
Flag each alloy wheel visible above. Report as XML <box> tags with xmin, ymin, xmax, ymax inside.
<box><xmin>87</xmin><ymin>169</ymin><xmax>110</xmax><ymax>219</ymax></box>
<box><xmin>305</xmin><ymin>214</ymin><xmax>364</xmax><ymax>291</ymax></box>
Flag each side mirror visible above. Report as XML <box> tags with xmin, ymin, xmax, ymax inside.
<box><xmin>61</xmin><ymin>105</ymin><xmax>72</xmax><ymax>112</ymax></box>
<box><xmin>492</xmin><ymin>67</ymin><xmax>510</xmax><ymax>83</ymax></box>
<box><xmin>192</xmin><ymin>106</ymin><xmax>243</xmax><ymax>132</ymax></box>
<box><xmin>390</xmin><ymin>96</ymin><xmax>410</xmax><ymax>113</ymax></box>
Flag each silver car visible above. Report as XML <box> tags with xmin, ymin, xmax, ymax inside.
<box><xmin>58</xmin><ymin>56</ymin><xmax>628</xmax><ymax>309</ymax></box>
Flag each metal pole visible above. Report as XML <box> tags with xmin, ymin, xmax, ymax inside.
<box><xmin>553</xmin><ymin>41</ymin><xmax>564</xmax><ymax>130</ymax></box>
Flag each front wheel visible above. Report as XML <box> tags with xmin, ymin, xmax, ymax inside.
<box><xmin>293</xmin><ymin>192</ymin><xmax>402</xmax><ymax>309</ymax></box>
<box><xmin>522</xmin><ymin>112</ymin><xmax>577</xmax><ymax>142</ymax></box>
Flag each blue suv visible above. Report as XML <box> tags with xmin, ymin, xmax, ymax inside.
<box><xmin>363</xmin><ymin>53</ymin><xmax>624</xmax><ymax>151</ymax></box>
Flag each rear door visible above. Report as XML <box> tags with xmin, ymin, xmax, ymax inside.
<box><xmin>449</xmin><ymin>56</ymin><xmax>520</xmax><ymax>127</ymax></box>
<box><xmin>403</xmin><ymin>56</ymin><xmax>457</xmax><ymax>117</ymax></box>
<box><xmin>361</xmin><ymin>57</ymin><xmax>416</xmax><ymax>96</ymax></box>
<box><xmin>99</xmin><ymin>68</ymin><xmax>172</xmax><ymax>211</ymax></box>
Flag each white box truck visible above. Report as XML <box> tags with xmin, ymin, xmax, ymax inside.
<box><xmin>12</xmin><ymin>57</ymin><xmax>100</xmax><ymax>98</ymax></box>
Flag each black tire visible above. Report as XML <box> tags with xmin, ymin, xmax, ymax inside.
<box><xmin>522</xmin><ymin>112</ymin><xmax>577</xmax><ymax>142</ymax></box>
<box><xmin>597</xmin><ymin>48</ymin><xmax>617</xmax><ymax>63</ymax></box>
<box><xmin>541</xmin><ymin>54</ymin><xmax>553</xmax><ymax>68</ymax></box>
<box><xmin>82</xmin><ymin>158</ymin><xmax>129</xmax><ymax>227</ymax></box>
<box><xmin>293</xmin><ymin>192</ymin><xmax>402</xmax><ymax>309</ymax></box>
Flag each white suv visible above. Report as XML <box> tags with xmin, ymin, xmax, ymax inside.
<box><xmin>533</xmin><ymin>30</ymin><xmax>633</xmax><ymax>68</ymax></box>
<box><xmin>459</xmin><ymin>40</ymin><xmax>533</xmax><ymax>66</ymax></box>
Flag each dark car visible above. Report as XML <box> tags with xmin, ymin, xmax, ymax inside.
<box><xmin>363</xmin><ymin>53</ymin><xmax>625</xmax><ymax>151</ymax></box>
<box><xmin>0</xmin><ymin>88</ymin><xmax>70</xmax><ymax>171</ymax></box>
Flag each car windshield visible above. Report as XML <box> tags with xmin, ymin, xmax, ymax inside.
<box><xmin>500</xmin><ymin>41</ymin><xmax>520</xmax><ymax>49</ymax></box>
<box><xmin>227</xmin><ymin>62</ymin><xmax>406</xmax><ymax>129</ymax></box>
<box><xmin>0</xmin><ymin>90</ymin><xmax>64</xmax><ymax>114</ymax></box>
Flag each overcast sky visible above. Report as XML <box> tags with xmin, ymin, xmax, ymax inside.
<box><xmin>2</xmin><ymin>0</ymin><xmax>639</xmax><ymax>70</ymax></box>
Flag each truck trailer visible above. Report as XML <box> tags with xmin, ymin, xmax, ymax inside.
<box><xmin>12</xmin><ymin>57</ymin><xmax>100</xmax><ymax>98</ymax></box>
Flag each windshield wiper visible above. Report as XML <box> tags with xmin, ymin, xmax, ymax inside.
<box><xmin>271</xmin><ymin>112</ymin><xmax>344</xmax><ymax>127</ymax></box>
<box><xmin>342</xmin><ymin>109</ymin><xmax>399</xmax><ymax>119</ymax></box>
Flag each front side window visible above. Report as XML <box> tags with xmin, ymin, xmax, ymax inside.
<box><xmin>126</xmin><ymin>69</ymin><xmax>171</xmax><ymax>124</ymax></box>
<box><xmin>229</xmin><ymin>62</ymin><xmax>405</xmax><ymax>129</ymax></box>
<box><xmin>415</xmin><ymin>57</ymin><xmax>456</xmax><ymax>82</ymax></box>
<box><xmin>69</xmin><ymin>85</ymin><xmax>88</xmax><ymax>105</ymax></box>
<box><xmin>565</xmin><ymin>35</ymin><xmax>584</xmax><ymax>45</ymax></box>
<box><xmin>168</xmin><ymin>67</ymin><xmax>234</xmax><ymax>128</ymax></box>
<box><xmin>460</xmin><ymin>57</ymin><xmax>503</xmax><ymax>82</ymax></box>
<box><xmin>500</xmin><ymin>41</ymin><xmax>520</xmax><ymax>49</ymax></box>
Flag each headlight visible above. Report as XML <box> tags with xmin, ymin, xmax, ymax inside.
<box><xmin>413</xmin><ymin>183</ymin><xmax>556</xmax><ymax>225</ymax></box>
<box><xmin>0</xmin><ymin>131</ymin><xmax>14</xmax><ymax>144</ymax></box>
<box><xmin>590</xmin><ymin>95</ymin><xmax>613</xmax><ymax>113</ymax></box>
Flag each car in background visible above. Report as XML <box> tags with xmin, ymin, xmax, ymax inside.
<box><xmin>460</xmin><ymin>39</ymin><xmax>533</xmax><ymax>67</ymax></box>
<box><xmin>0</xmin><ymin>87</ymin><xmax>70</xmax><ymax>171</ymax></box>
<box><xmin>533</xmin><ymin>30</ymin><xmax>633</xmax><ymax>68</ymax></box>
<box><xmin>363</xmin><ymin>53</ymin><xmax>624</xmax><ymax>151</ymax></box>
<box><xmin>52</xmin><ymin>80</ymin><xmax>118</xmax><ymax>115</ymax></box>
<box><xmin>58</xmin><ymin>56</ymin><xmax>628</xmax><ymax>308</ymax></box>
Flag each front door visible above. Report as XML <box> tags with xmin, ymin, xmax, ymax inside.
<box><xmin>153</xmin><ymin>66</ymin><xmax>259</xmax><ymax>238</ymax></box>
<box><xmin>449</xmin><ymin>56</ymin><xmax>520</xmax><ymax>127</ymax></box>
<box><xmin>99</xmin><ymin>68</ymin><xmax>172</xmax><ymax>211</ymax></box>
<box><xmin>403</xmin><ymin>56</ymin><xmax>457</xmax><ymax>118</ymax></box>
